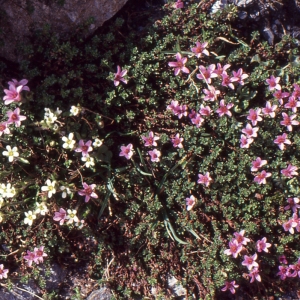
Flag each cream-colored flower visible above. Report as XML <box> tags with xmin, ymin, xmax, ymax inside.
<box><xmin>41</xmin><ymin>179</ymin><xmax>56</xmax><ymax>198</ymax></box>
<box><xmin>24</xmin><ymin>211</ymin><xmax>37</xmax><ymax>226</ymax></box>
<box><xmin>93</xmin><ymin>138</ymin><xmax>103</xmax><ymax>148</ymax></box>
<box><xmin>3</xmin><ymin>145</ymin><xmax>19</xmax><ymax>162</ymax></box>
<box><xmin>62</xmin><ymin>133</ymin><xmax>76</xmax><ymax>149</ymax></box>
<box><xmin>35</xmin><ymin>202</ymin><xmax>49</xmax><ymax>215</ymax></box>
<box><xmin>81</xmin><ymin>155</ymin><xmax>95</xmax><ymax>168</ymax></box>
<box><xmin>66</xmin><ymin>209</ymin><xmax>79</xmax><ymax>224</ymax></box>
<box><xmin>70</xmin><ymin>106</ymin><xmax>80</xmax><ymax>116</ymax></box>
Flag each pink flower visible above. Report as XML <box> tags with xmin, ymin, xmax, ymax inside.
<box><xmin>168</xmin><ymin>53</ymin><xmax>190</xmax><ymax>76</ymax></box>
<box><xmin>78</xmin><ymin>182</ymin><xmax>98</xmax><ymax>203</ymax></box>
<box><xmin>191</xmin><ymin>114</ymin><xmax>204</xmax><ymax>128</ymax></box>
<box><xmin>173</xmin><ymin>0</ymin><xmax>184</xmax><ymax>9</ymax></box>
<box><xmin>3</xmin><ymin>85</ymin><xmax>23</xmax><ymax>105</ymax></box>
<box><xmin>247</xmin><ymin>108</ymin><xmax>262</xmax><ymax>126</ymax></box>
<box><xmin>279</xmin><ymin>255</ymin><xmax>288</xmax><ymax>264</ymax></box>
<box><xmin>171</xmin><ymin>133</ymin><xmax>183</xmax><ymax>148</ymax></box>
<box><xmin>197</xmin><ymin>172</ymin><xmax>212</xmax><ymax>187</ymax></box>
<box><xmin>273</xmin><ymin>90</ymin><xmax>290</xmax><ymax>105</ymax></box>
<box><xmin>119</xmin><ymin>143</ymin><xmax>134</xmax><ymax>159</ymax></box>
<box><xmin>233</xmin><ymin>230</ymin><xmax>250</xmax><ymax>245</ymax></box>
<box><xmin>197</xmin><ymin>64</ymin><xmax>218</xmax><ymax>84</ymax></box>
<box><xmin>284</xmin><ymin>96</ymin><xmax>300</xmax><ymax>112</ymax></box>
<box><xmin>75</xmin><ymin>140</ymin><xmax>93</xmax><ymax>157</ymax></box>
<box><xmin>231</xmin><ymin>68</ymin><xmax>248</xmax><ymax>85</ymax></box>
<box><xmin>213</xmin><ymin>63</ymin><xmax>231</xmax><ymax>77</ymax></box>
<box><xmin>167</xmin><ymin>100</ymin><xmax>180</xmax><ymax>115</ymax></box>
<box><xmin>199</xmin><ymin>104</ymin><xmax>212</xmax><ymax>116</ymax></box>
<box><xmin>33</xmin><ymin>246</ymin><xmax>47</xmax><ymax>264</ymax></box>
<box><xmin>8</xmin><ymin>78</ymin><xmax>30</xmax><ymax>91</ymax></box>
<box><xmin>280</xmin><ymin>113</ymin><xmax>299</xmax><ymax>131</ymax></box>
<box><xmin>248</xmin><ymin>267</ymin><xmax>261</xmax><ymax>283</ymax></box>
<box><xmin>203</xmin><ymin>85</ymin><xmax>220</xmax><ymax>101</ymax></box>
<box><xmin>274</xmin><ymin>133</ymin><xmax>291</xmax><ymax>150</ymax></box>
<box><xmin>284</xmin><ymin>197</ymin><xmax>300</xmax><ymax>213</ymax></box>
<box><xmin>148</xmin><ymin>149</ymin><xmax>161</xmax><ymax>162</ymax></box>
<box><xmin>224</xmin><ymin>240</ymin><xmax>242</xmax><ymax>258</ymax></box>
<box><xmin>277</xmin><ymin>266</ymin><xmax>289</xmax><ymax>280</ymax></box>
<box><xmin>254</xmin><ymin>170</ymin><xmax>272</xmax><ymax>184</ymax></box>
<box><xmin>24</xmin><ymin>250</ymin><xmax>36</xmax><ymax>267</ymax></box>
<box><xmin>262</xmin><ymin>101</ymin><xmax>277</xmax><ymax>118</ymax></box>
<box><xmin>6</xmin><ymin>108</ymin><xmax>26</xmax><ymax>127</ymax></box>
<box><xmin>216</xmin><ymin>99</ymin><xmax>234</xmax><ymax>117</ymax></box>
<box><xmin>290</xmin><ymin>258</ymin><xmax>300</xmax><ymax>278</ymax></box>
<box><xmin>114</xmin><ymin>66</ymin><xmax>127</xmax><ymax>86</ymax></box>
<box><xmin>53</xmin><ymin>208</ymin><xmax>67</xmax><ymax>225</ymax></box>
<box><xmin>251</xmin><ymin>157</ymin><xmax>267</xmax><ymax>172</ymax></box>
<box><xmin>240</xmin><ymin>134</ymin><xmax>253</xmax><ymax>148</ymax></box>
<box><xmin>142</xmin><ymin>131</ymin><xmax>160</xmax><ymax>147</ymax></box>
<box><xmin>0</xmin><ymin>264</ymin><xmax>8</xmax><ymax>279</ymax></box>
<box><xmin>176</xmin><ymin>104</ymin><xmax>188</xmax><ymax>119</ymax></box>
<box><xmin>220</xmin><ymin>71</ymin><xmax>237</xmax><ymax>90</ymax></box>
<box><xmin>266</xmin><ymin>75</ymin><xmax>281</xmax><ymax>91</ymax></box>
<box><xmin>191</xmin><ymin>41</ymin><xmax>209</xmax><ymax>58</ymax></box>
<box><xmin>282</xmin><ymin>218</ymin><xmax>297</xmax><ymax>234</ymax></box>
<box><xmin>256</xmin><ymin>237</ymin><xmax>271</xmax><ymax>253</ymax></box>
<box><xmin>242</xmin><ymin>124</ymin><xmax>259</xmax><ymax>138</ymax></box>
<box><xmin>221</xmin><ymin>281</ymin><xmax>239</xmax><ymax>294</ymax></box>
<box><xmin>293</xmin><ymin>83</ymin><xmax>300</xmax><ymax>99</ymax></box>
<box><xmin>281</xmin><ymin>164</ymin><xmax>298</xmax><ymax>178</ymax></box>
<box><xmin>0</xmin><ymin>122</ymin><xmax>10</xmax><ymax>136</ymax></box>
<box><xmin>242</xmin><ymin>253</ymin><xmax>259</xmax><ymax>270</ymax></box>
<box><xmin>185</xmin><ymin>195</ymin><xmax>196</xmax><ymax>211</ymax></box>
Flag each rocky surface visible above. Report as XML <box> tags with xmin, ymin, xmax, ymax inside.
<box><xmin>0</xmin><ymin>0</ymin><xmax>129</xmax><ymax>62</ymax></box>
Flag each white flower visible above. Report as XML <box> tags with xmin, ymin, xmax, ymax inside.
<box><xmin>41</xmin><ymin>179</ymin><xmax>56</xmax><ymax>198</ymax></box>
<box><xmin>3</xmin><ymin>145</ymin><xmax>19</xmax><ymax>162</ymax></box>
<box><xmin>70</xmin><ymin>106</ymin><xmax>80</xmax><ymax>116</ymax></box>
<box><xmin>55</xmin><ymin>107</ymin><xmax>62</xmax><ymax>115</ymax></box>
<box><xmin>44</xmin><ymin>112</ymin><xmax>57</xmax><ymax>125</ymax></box>
<box><xmin>60</xmin><ymin>186</ymin><xmax>71</xmax><ymax>198</ymax></box>
<box><xmin>66</xmin><ymin>209</ymin><xmax>79</xmax><ymax>224</ymax></box>
<box><xmin>75</xmin><ymin>219</ymin><xmax>85</xmax><ymax>229</ymax></box>
<box><xmin>35</xmin><ymin>202</ymin><xmax>48</xmax><ymax>215</ymax></box>
<box><xmin>62</xmin><ymin>133</ymin><xmax>76</xmax><ymax>149</ymax></box>
<box><xmin>1</xmin><ymin>183</ymin><xmax>16</xmax><ymax>198</ymax></box>
<box><xmin>24</xmin><ymin>211</ymin><xmax>37</xmax><ymax>226</ymax></box>
<box><xmin>44</xmin><ymin>108</ymin><xmax>51</xmax><ymax>117</ymax></box>
<box><xmin>81</xmin><ymin>155</ymin><xmax>95</xmax><ymax>168</ymax></box>
<box><xmin>93</xmin><ymin>138</ymin><xmax>103</xmax><ymax>147</ymax></box>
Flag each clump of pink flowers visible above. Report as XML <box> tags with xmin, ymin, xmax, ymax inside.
<box><xmin>24</xmin><ymin>246</ymin><xmax>47</xmax><ymax>267</ymax></box>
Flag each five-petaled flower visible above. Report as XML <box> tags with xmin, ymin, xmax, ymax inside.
<box><xmin>171</xmin><ymin>133</ymin><xmax>184</xmax><ymax>148</ymax></box>
<box><xmin>6</xmin><ymin>108</ymin><xmax>26</xmax><ymax>127</ymax></box>
<box><xmin>262</xmin><ymin>101</ymin><xmax>277</xmax><ymax>118</ymax></box>
<box><xmin>280</xmin><ymin>113</ymin><xmax>299</xmax><ymax>131</ymax></box>
<box><xmin>2</xmin><ymin>145</ymin><xmax>19</xmax><ymax>162</ymax></box>
<box><xmin>75</xmin><ymin>140</ymin><xmax>93</xmax><ymax>157</ymax></box>
<box><xmin>114</xmin><ymin>66</ymin><xmax>128</xmax><ymax>86</ymax></box>
<box><xmin>284</xmin><ymin>96</ymin><xmax>300</xmax><ymax>112</ymax></box>
<box><xmin>284</xmin><ymin>197</ymin><xmax>300</xmax><ymax>213</ymax></box>
<box><xmin>33</xmin><ymin>246</ymin><xmax>47</xmax><ymax>264</ymax></box>
<box><xmin>24</xmin><ymin>250</ymin><xmax>36</xmax><ymax>267</ymax></box>
<box><xmin>24</xmin><ymin>211</ymin><xmax>37</xmax><ymax>226</ymax></box>
<box><xmin>242</xmin><ymin>124</ymin><xmax>259</xmax><ymax>138</ymax></box>
<box><xmin>251</xmin><ymin>157</ymin><xmax>267</xmax><ymax>172</ymax></box>
<box><xmin>254</xmin><ymin>170</ymin><xmax>272</xmax><ymax>184</ymax></box>
<box><xmin>3</xmin><ymin>85</ymin><xmax>23</xmax><ymax>105</ymax></box>
<box><xmin>224</xmin><ymin>240</ymin><xmax>242</xmax><ymax>258</ymax></box>
<box><xmin>78</xmin><ymin>182</ymin><xmax>98</xmax><ymax>203</ymax></box>
<box><xmin>0</xmin><ymin>122</ymin><xmax>10</xmax><ymax>136</ymax></box>
<box><xmin>249</xmin><ymin>267</ymin><xmax>261</xmax><ymax>283</ymax></box>
<box><xmin>173</xmin><ymin>0</ymin><xmax>184</xmax><ymax>9</ymax></box>
<box><xmin>247</xmin><ymin>108</ymin><xmax>262</xmax><ymax>126</ymax></box>
<box><xmin>197</xmin><ymin>172</ymin><xmax>212</xmax><ymax>187</ymax></box>
<box><xmin>233</xmin><ymin>230</ymin><xmax>250</xmax><ymax>245</ymax></box>
<box><xmin>119</xmin><ymin>143</ymin><xmax>134</xmax><ymax>160</ymax></box>
<box><xmin>66</xmin><ymin>209</ymin><xmax>79</xmax><ymax>224</ymax></box>
<box><xmin>191</xmin><ymin>41</ymin><xmax>209</xmax><ymax>58</ymax></box>
<box><xmin>242</xmin><ymin>253</ymin><xmax>259</xmax><ymax>270</ymax></box>
<box><xmin>62</xmin><ymin>133</ymin><xmax>76</xmax><ymax>150</ymax></box>
<box><xmin>53</xmin><ymin>208</ymin><xmax>67</xmax><ymax>225</ymax></box>
<box><xmin>231</xmin><ymin>68</ymin><xmax>248</xmax><ymax>85</ymax></box>
<box><xmin>281</xmin><ymin>164</ymin><xmax>298</xmax><ymax>178</ymax></box>
<box><xmin>256</xmin><ymin>237</ymin><xmax>271</xmax><ymax>253</ymax></box>
<box><xmin>197</xmin><ymin>64</ymin><xmax>218</xmax><ymax>84</ymax></box>
<box><xmin>240</xmin><ymin>134</ymin><xmax>253</xmax><ymax>149</ymax></box>
<box><xmin>216</xmin><ymin>99</ymin><xmax>234</xmax><ymax>117</ymax></box>
<box><xmin>274</xmin><ymin>133</ymin><xmax>291</xmax><ymax>150</ymax></box>
<box><xmin>168</xmin><ymin>53</ymin><xmax>190</xmax><ymax>76</ymax></box>
<box><xmin>8</xmin><ymin>78</ymin><xmax>30</xmax><ymax>92</ymax></box>
<box><xmin>41</xmin><ymin>179</ymin><xmax>57</xmax><ymax>198</ymax></box>
<box><xmin>185</xmin><ymin>195</ymin><xmax>196</xmax><ymax>211</ymax></box>
<box><xmin>148</xmin><ymin>149</ymin><xmax>161</xmax><ymax>162</ymax></box>
<box><xmin>221</xmin><ymin>281</ymin><xmax>239</xmax><ymax>294</ymax></box>
<box><xmin>266</xmin><ymin>75</ymin><xmax>281</xmax><ymax>91</ymax></box>
<box><xmin>142</xmin><ymin>131</ymin><xmax>160</xmax><ymax>147</ymax></box>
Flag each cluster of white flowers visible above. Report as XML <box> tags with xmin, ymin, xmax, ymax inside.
<box><xmin>40</xmin><ymin>107</ymin><xmax>62</xmax><ymax>130</ymax></box>
<box><xmin>24</xmin><ymin>202</ymin><xmax>49</xmax><ymax>226</ymax></box>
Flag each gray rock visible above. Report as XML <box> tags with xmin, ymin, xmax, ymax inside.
<box><xmin>0</xmin><ymin>0</ymin><xmax>129</xmax><ymax>62</ymax></box>
<box><xmin>86</xmin><ymin>287</ymin><xmax>112</xmax><ymax>300</ymax></box>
